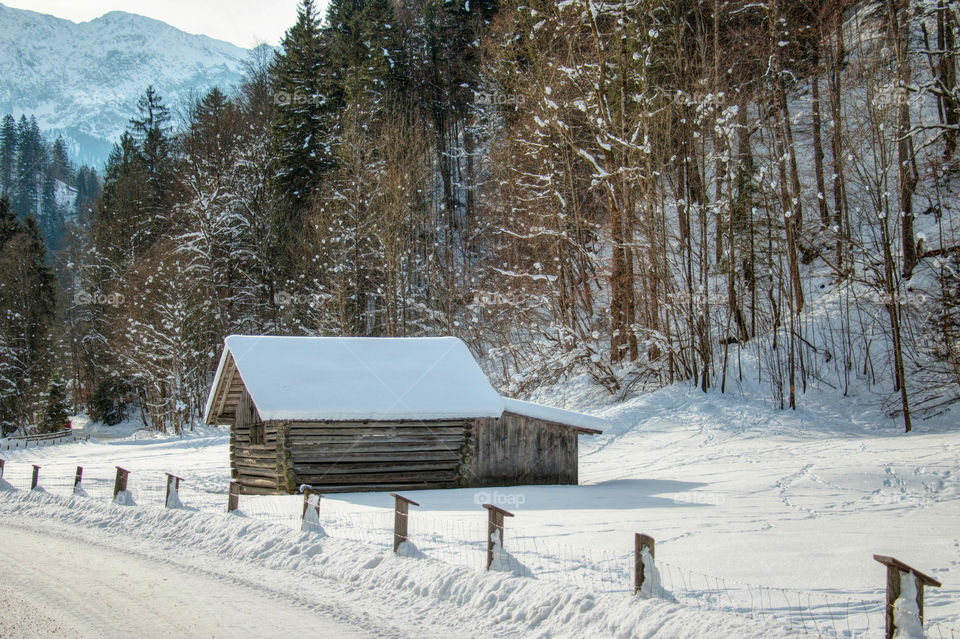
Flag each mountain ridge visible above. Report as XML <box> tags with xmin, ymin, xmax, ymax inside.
<box><xmin>0</xmin><ymin>3</ymin><xmax>255</xmax><ymax>167</ymax></box>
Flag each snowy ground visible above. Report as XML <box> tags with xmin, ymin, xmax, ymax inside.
<box><xmin>0</xmin><ymin>380</ymin><xmax>958</xmax><ymax>637</ymax></box>
<box><xmin>0</xmin><ymin>479</ymin><xmax>796</xmax><ymax>639</ymax></box>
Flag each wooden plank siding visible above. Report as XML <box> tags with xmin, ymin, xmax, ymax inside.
<box><xmin>470</xmin><ymin>412</ymin><xmax>578</xmax><ymax>486</ymax></box>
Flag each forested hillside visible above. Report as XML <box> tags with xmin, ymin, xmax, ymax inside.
<box><xmin>2</xmin><ymin>0</ymin><xmax>959</xmax><ymax>435</ymax></box>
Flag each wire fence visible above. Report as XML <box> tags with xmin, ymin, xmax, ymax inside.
<box><xmin>2</xmin><ymin>461</ymin><xmax>959</xmax><ymax>639</ymax></box>
<box><xmin>0</xmin><ymin>433</ymin><xmax>88</xmax><ymax>451</ymax></box>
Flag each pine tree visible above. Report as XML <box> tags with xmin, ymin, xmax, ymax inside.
<box><xmin>47</xmin><ymin>137</ymin><xmax>73</xmax><ymax>188</ymax></box>
<box><xmin>0</xmin><ymin>193</ymin><xmax>17</xmax><ymax>243</ymax></box>
<box><xmin>129</xmin><ymin>86</ymin><xmax>174</xmax><ymax>251</ymax></box>
<box><xmin>325</xmin><ymin>0</ymin><xmax>412</xmax><ymax>105</ymax></box>
<box><xmin>87</xmin><ymin>375</ymin><xmax>130</xmax><ymax>426</ymax></box>
<box><xmin>97</xmin><ymin>132</ymin><xmax>147</xmax><ymax>270</ymax></box>
<box><xmin>0</xmin><ymin>115</ymin><xmax>16</xmax><ymax>197</ymax></box>
<box><xmin>40</xmin><ymin>373</ymin><xmax>70</xmax><ymax>433</ymax></box>
<box><xmin>74</xmin><ymin>165</ymin><xmax>100</xmax><ymax>220</ymax></box>
<box><xmin>39</xmin><ymin>136</ymin><xmax>72</xmax><ymax>250</ymax></box>
<box><xmin>270</xmin><ymin>0</ymin><xmax>329</xmax><ymax>284</ymax></box>
<box><xmin>14</xmin><ymin>116</ymin><xmax>47</xmax><ymax>218</ymax></box>
<box><xmin>131</xmin><ymin>87</ymin><xmax>173</xmax><ymax>170</ymax></box>
<box><xmin>0</xmin><ymin>196</ymin><xmax>56</xmax><ymax>433</ymax></box>
<box><xmin>21</xmin><ymin>215</ymin><xmax>56</xmax><ymax>358</ymax></box>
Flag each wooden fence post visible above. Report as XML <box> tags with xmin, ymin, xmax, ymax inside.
<box><xmin>873</xmin><ymin>555</ymin><xmax>942</xmax><ymax>639</ymax></box>
<box><xmin>113</xmin><ymin>466</ymin><xmax>129</xmax><ymax>499</ymax></box>
<box><xmin>390</xmin><ymin>493</ymin><xmax>420</xmax><ymax>552</ymax></box>
<box><xmin>483</xmin><ymin>504</ymin><xmax>515</xmax><ymax>569</ymax></box>
<box><xmin>634</xmin><ymin>533</ymin><xmax>656</xmax><ymax>595</ymax></box>
<box><xmin>0</xmin><ymin>458</ymin><xmax>5</xmax><ymax>479</ymax></box>
<box><xmin>31</xmin><ymin>465</ymin><xmax>40</xmax><ymax>489</ymax></box>
<box><xmin>227</xmin><ymin>480</ymin><xmax>239</xmax><ymax>512</ymax></box>
<box><xmin>164</xmin><ymin>473</ymin><xmax>182</xmax><ymax>508</ymax></box>
<box><xmin>301</xmin><ymin>487</ymin><xmax>322</xmax><ymax>521</ymax></box>
<box><xmin>74</xmin><ymin>466</ymin><xmax>83</xmax><ymax>491</ymax></box>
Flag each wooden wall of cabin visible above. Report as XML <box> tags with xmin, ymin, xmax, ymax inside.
<box><xmin>469</xmin><ymin>413</ymin><xmax>579</xmax><ymax>487</ymax></box>
<box><xmin>284</xmin><ymin>420</ymin><xmax>471</xmax><ymax>493</ymax></box>
<box><xmin>230</xmin><ymin>388</ymin><xmax>285</xmax><ymax>494</ymax></box>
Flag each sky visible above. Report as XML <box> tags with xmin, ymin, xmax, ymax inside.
<box><xmin>2</xmin><ymin>1</ymin><xmax>327</xmax><ymax>49</ymax></box>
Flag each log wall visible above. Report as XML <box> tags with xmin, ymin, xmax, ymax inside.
<box><xmin>284</xmin><ymin>420</ymin><xmax>471</xmax><ymax>493</ymax></box>
<box><xmin>229</xmin><ymin>400</ymin><xmax>582</xmax><ymax>493</ymax></box>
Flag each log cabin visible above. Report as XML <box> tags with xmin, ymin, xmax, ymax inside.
<box><xmin>202</xmin><ymin>335</ymin><xmax>605</xmax><ymax>494</ymax></box>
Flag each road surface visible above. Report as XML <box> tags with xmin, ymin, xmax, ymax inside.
<box><xmin>0</xmin><ymin>523</ymin><xmax>372</xmax><ymax>638</ymax></box>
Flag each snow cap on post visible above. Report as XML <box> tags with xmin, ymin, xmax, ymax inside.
<box><xmin>873</xmin><ymin>555</ymin><xmax>942</xmax><ymax>639</ymax></box>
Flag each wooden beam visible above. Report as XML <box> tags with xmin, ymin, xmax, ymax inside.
<box><xmin>113</xmin><ymin>467</ymin><xmax>129</xmax><ymax>499</ymax></box>
<box><xmin>635</xmin><ymin>534</ymin><xmax>656</xmax><ymax>595</ymax></box>
<box><xmin>301</xmin><ymin>487</ymin><xmax>323</xmax><ymax>520</ymax></box>
<box><xmin>234</xmin><ymin>475</ymin><xmax>281</xmax><ymax>489</ymax></box>
<box><xmin>571</xmin><ymin>426</ymin><xmax>603</xmax><ymax>435</ymax></box>
<box><xmin>227</xmin><ymin>480</ymin><xmax>240</xmax><ymax>511</ymax></box>
<box><xmin>292</xmin><ymin>451</ymin><xmax>463</xmax><ymax>464</ymax></box>
<box><xmin>873</xmin><ymin>555</ymin><xmax>942</xmax><ymax>588</ymax></box>
<box><xmin>289</xmin><ymin>440</ymin><xmax>464</xmax><ymax>453</ymax></box>
<box><xmin>874</xmin><ymin>555</ymin><xmax>942</xmax><ymax>639</ymax></box>
<box><xmin>215</xmin><ymin>355</ymin><xmax>237</xmax><ymax>420</ymax></box>
<box><xmin>288</xmin><ymin>426</ymin><xmax>467</xmax><ymax>437</ymax></box>
<box><xmin>295</xmin><ymin>470</ymin><xmax>458</xmax><ymax>484</ymax></box>
<box><xmin>483</xmin><ymin>504</ymin><xmax>515</xmax><ymax>569</ymax></box>
<box><xmin>391</xmin><ymin>493</ymin><xmax>420</xmax><ymax>552</ymax></box>
<box><xmin>164</xmin><ymin>473</ymin><xmax>182</xmax><ymax>508</ymax></box>
<box><xmin>292</xmin><ymin>462</ymin><xmax>459</xmax><ymax>475</ymax></box>
<box><xmin>294</xmin><ymin>482</ymin><xmax>458</xmax><ymax>494</ymax></box>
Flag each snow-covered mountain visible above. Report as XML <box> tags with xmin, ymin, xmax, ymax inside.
<box><xmin>0</xmin><ymin>3</ymin><xmax>253</xmax><ymax>167</ymax></box>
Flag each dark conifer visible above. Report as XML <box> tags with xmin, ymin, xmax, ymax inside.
<box><xmin>0</xmin><ymin>114</ymin><xmax>16</xmax><ymax>196</ymax></box>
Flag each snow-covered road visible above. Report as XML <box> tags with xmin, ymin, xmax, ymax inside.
<box><xmin>0</xmin><ymin>523</ymin><xmax>371</xmax><ymax>638</ymax></box>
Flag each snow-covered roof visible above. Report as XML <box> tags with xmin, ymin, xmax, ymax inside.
<box><xmin>204</xmin><ymin>335</ymin><xmax>503</xmax><ymax>422</ymax></box>
<box><xmin>203</xmin><ymin>335</ymin><xmax>604</xmax><ymax>433</ymax></box>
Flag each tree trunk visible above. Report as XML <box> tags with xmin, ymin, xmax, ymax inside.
<box><xmin>889</xmin><ymin>0</ymin><xmax>919</xmax><ymax>279</ymax></box>
<box><xmin>938</xmin><ymin>0</ymin><xmax>959</xmax><ymax>160</ymax></box>
<box><xmin>811</xmin><ymin>69</ymin><xmax>830</xmax><ymax>226</ymax></box>
<box><xmin>829</xmin><ymin>14</ymin><xmax>850</xmax><ymax>271</ymax></box>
